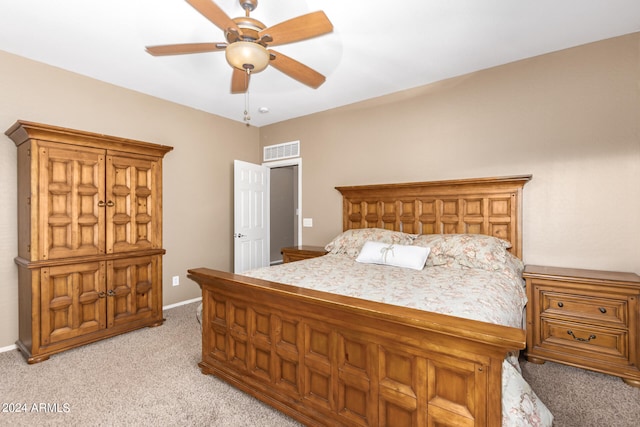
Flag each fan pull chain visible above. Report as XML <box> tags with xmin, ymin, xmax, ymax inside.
<box><xmin>244</xmin><ymin>68</ymin><xmax>251</xmax><ymax>126</ymax></box>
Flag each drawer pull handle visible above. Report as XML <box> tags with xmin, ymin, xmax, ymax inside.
<box><xmin>557</xmin><ymin>302</ymin><xmax>564</xmax><ymax>308</ymax></box>
<box><xmin>567</xmin><ymin>330</ymin><xmax>596</xmax><ymax>342</ymax></box>
<box><xmin>599</xmin><ymin>307</ymin><xmax>607</xmax><ymax>314</ymax></box>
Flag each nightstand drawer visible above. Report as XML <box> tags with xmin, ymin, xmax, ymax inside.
<box><xmin>540</xmin><ymin>290</ymin><xmax>627</xmax><ymax>327</ymax></box>
<box><xmin>283</xmin><ymin>252</ymin><xmax>315</xmax><ymax>263</ymax></box>
<box><xmin>540</xmin><ymin>318</ymin><xmax>628</xmax><ymax>362</ymax></box>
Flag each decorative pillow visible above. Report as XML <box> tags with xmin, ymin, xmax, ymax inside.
<box><xmin>356</xmin><ymin>241</ymin><xmax>430</xmax><ymax>270</ymax></box>
<box><xmin>412</xmin><ymin>233</ymin><xmax>513</xmax><ymax>270</ymax></box>
<box><xmin>324</xmin><ymin>228</ymin><xmax>415</xmax><ymax>257</ymax></box>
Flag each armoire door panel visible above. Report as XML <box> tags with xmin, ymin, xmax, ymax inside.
<box><xmin>107</xmin><ymin>256</ymin><xmax>159</xmax><ymax>328</ymax></box>
<box><xmin>106</xmin><ymin>155</ymin><xmax>159</xmax><ymax>254</ymax></box>
<box><xmin>40</xmin><ymin>261</ymin><xmax>106</xmax><ymax>346</ymax></box>
<box><xmin>38</xmin><ymin>143</ymin><xmax>105</xmax><ymax>260</ymax></box>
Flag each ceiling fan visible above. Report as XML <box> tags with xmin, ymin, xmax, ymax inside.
<box><xmin>145</xmin><ymin>0</ymin><xmax>333</xmax><ymax>94</ymax></box>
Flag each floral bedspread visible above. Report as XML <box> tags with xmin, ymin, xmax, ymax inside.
<box><xmin>247</xmin><ymin>254</ymin><xmax>525</xmax><ymax>327</ymax></box>
<box><xmin>244</xmin><ymin>253</ymin><xmax>553</xmax><ymax>426</ymax></box>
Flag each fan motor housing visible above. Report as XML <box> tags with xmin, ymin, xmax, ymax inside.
<box><xmin>229</xmin><ymin>17</ymin><xmax>265</xmax><ymax>42</ymax></box>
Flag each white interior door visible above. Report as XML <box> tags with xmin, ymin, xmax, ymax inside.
<box><xmin>234</xmin><ymin>160</ymin><xmax>270</xmax><ymax>273</ymax></box>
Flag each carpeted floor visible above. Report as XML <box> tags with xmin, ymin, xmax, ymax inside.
<box><xmin>0</xmin><ymin>301</ymin><xmax>638</xmax><ymax>426</ymax></box>
<box><xmin>520</xmin><ymin>356</ymin><xmax>640</xmax><ymax>426</ymax></box>
<box><xmin>0</xmin><ymin>301</ymin><xmax>301</xmax><ymax>427</ymax></box>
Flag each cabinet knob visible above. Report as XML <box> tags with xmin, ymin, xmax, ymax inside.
<box><xmin>98</xmin><ymin>200</ymin><xmax>106</xmax><ymax>207</ymax></box>
<box><xmin>599</xmin><ymin>307</ymin><xmax>607</xmax><ymax>314</ymax></box>
<box><xmin>557</xmin><ymin>302</ymin><xmax>564</xmax><ymax>308</ymax></box>
<box><xmin>98</xmin><ymin>291</ymin><xmax>106</xmax><ymax>298</ymax></box>
<box><xmin>107</xmin><ymin>289</ymin><xmax>116</xmax><ymax>297</ymax></box>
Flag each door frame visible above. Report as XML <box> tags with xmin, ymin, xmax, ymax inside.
<box><xmin>264</xmin><ymin>157</ymin><xmax>302</xmax><ymax>248</ymax></box>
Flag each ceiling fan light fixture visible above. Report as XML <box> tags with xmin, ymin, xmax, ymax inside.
<box><xmin>225</xmin><ymin>41</ymin><xmax>269</xmax><ymax>73</ymax></box>
<box><xmin>146</xmin><ymin>1</ymin><xmax>333</xmax><ymax>95</ymax></box>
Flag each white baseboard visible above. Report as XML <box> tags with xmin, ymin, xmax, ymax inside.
<box><xmin>163</xmin><ymin>296</ymin><xmax>202</xmax><ymax>310</ymax></box>
<box><xmin>0</xmin><ymin>298</ymin><xmax>202</xmax><ymax>354</ymax></box>
<box><xmin>0</xmin><ymin>344</ymin><xmax>17</xmax><ymax>354</ymax></box>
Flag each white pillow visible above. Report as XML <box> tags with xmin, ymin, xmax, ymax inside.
<box><xmin>356</xmin><ymin>241</ymin><xmax>430</xmax><ymax>270</ymax></box>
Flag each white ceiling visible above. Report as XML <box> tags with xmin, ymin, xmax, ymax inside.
<box><xmin>1</xmin><ymin>1</ymin><xmax>639</xmax><ymax>127</ymax></box>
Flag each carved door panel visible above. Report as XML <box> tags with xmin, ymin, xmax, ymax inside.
<box><xmin>106</xmin><ymin>154</ymin><xmax>160</xmax><ymax>254</ymax></box>
<box><xmin>107</xmin><ymin>255</ymin><xmax>159</xmax><ymax>328</ymax></box>
<box><xmin>40</xmin><ymin>262</ymin><xmax>106</xmax><ymax>346</ymax></box>
<box><xmin>38</xmin><ymin>143</ymin><xmax>105</xmax><ymax>260</ymax></box>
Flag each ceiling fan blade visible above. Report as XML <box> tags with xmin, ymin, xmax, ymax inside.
<box><xmin>268</xmin><ymin>49</ymin><xmax>326</xmax><ymax>89</ymax></box>
<box><xmin>231</xmin><ymin>68</ymin><xmax>250</xmax><ymax>94</ymax></box>
<box><xmin>145</xmin><ymin>42</ymin><xmax>226</xmax><ymax>56</ymax></box>
<box><xmin>186</xmin><ymin>0</ymin><xmax>242</xmax><ymax>35</ymax></box>
<box><xmin>259</xmin><ymin>11</ymin><xmax>333</xmax><ymax>47</ymax></box>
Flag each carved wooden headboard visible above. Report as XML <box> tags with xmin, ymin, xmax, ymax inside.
<box><xmin>335</xmin><ymin>175</ymin><xmax>532</xmax><ymax>259</ymax></box>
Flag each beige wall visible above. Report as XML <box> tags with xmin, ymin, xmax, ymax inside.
<box><xmin>261</xmin><ymin>33</ymin><xmax>640</xmax><ymax>274</ymax></box>
<box><xmin>0</xmin><ymin>51</ymin><xmax>260</xmax><ymax>349</ymax></box>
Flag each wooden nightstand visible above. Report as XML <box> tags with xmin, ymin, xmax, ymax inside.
<box><xmin>523</xmin><ymin>265</ymin><xmax>640</xmax><ymax>387</ymax></box>
<box><xmin>281</xmin><ymin>245</ymin><xmax>327</xmax><ymax>263</ymax></box>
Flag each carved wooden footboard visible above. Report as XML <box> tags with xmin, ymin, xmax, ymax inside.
<box><xmin>188</xmin><ymin>268</ymin><xmax>525</xmax><ymax>426</ymax></box>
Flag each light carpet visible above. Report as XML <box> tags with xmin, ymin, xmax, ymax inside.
<box><xmin>0</xmin><ymin>301</ymin><xmax>638</xmax><ymax>426</ymax></box>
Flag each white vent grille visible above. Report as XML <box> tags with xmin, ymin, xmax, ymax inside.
<box><xmin>263</xmin><ymin>141</ymin><xmax>300</xmax><ymax>162</ymax></box>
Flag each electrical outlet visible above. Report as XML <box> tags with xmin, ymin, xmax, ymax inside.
<box><xmin>172</xmin><ymin>276</ymin><xmax>179</xmax><ymax>287</ymax></box>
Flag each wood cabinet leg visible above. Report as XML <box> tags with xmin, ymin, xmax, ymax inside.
<box><xmin>26</xmin><ymin>354</ymin><xmax>51</xmax><ymax>364</ymax></box>
<box><xmin>622</xmin><ymin>377</ymin><xmax>640</xmax><ymax>388</ymax></box>
<box><xmin>525</xmin><ymin>355</ymin><xmax>546</xmax><ymax>364</ymax></box>
<box><xmin>147</xmin><ymin>319</ymin><xmax>165</xmax><ymax>327</ymax></box>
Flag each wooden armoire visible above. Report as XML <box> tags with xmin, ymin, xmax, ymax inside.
<box><xmin>5</xmin><ymin>121</ymin><xmax>173</xmax><ymax>363</ymax></box>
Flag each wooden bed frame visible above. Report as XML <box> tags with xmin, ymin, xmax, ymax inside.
<box><xmin>188</xmin><ymin>174</ymin><xmax>532</xmax><ymax>426</ymax></box>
